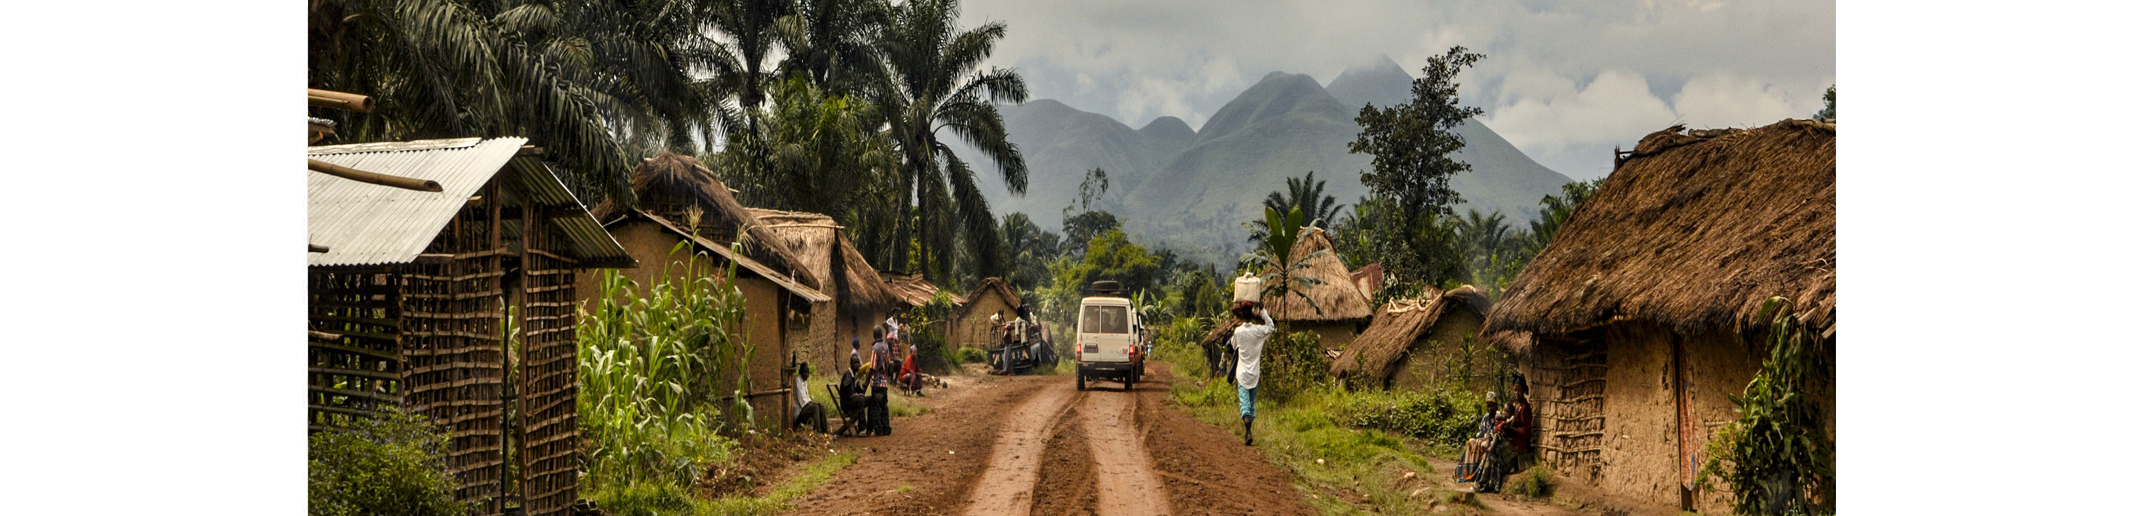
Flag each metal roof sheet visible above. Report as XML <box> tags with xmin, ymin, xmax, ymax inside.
<box><xmin>308</xmin><ymin>137</ymin><xmax>630</xmax><ymax>269</ymax></box>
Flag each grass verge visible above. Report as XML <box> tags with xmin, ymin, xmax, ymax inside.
<box><xmin>589</xmin><ymin>451</ymin><xmax>856</xmax><ymax>516</ymax></box>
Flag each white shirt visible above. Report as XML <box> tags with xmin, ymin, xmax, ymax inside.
<box><xmin>794</xmin><ymin>374</ymin><xmax>813</xmax><ymax>406</ymax></box>
<box><xmin>885</xmin><ymin>317</ymin><xmax>901</xmax><ymax>339</ymax></box>
<box><xmin>1231</xmin><ymin>311</ymin><xmax>1276</xmax><ymax>389</ymax></box>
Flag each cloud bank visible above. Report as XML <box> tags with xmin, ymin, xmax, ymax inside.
<box><xmin>959</xmin><ymin>0</ymin><xmax>1834</xmax><ymax>180</ymax></box>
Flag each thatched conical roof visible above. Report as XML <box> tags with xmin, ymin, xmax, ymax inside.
<box><xmin>1329</xmin><ymin>285</ymin><xmax>1490</xmax><ymax>383</ymax></box>
<box><xmin>747</xmin><ymin>208</ymin><xmax>898</xmax><ymax>314</ymax></box>
<box><xmin>1484</xmin><ymin>119</ymin><xmax>1835</xmax><ymax>354</ymax></box>
<box><xmin>882</xmin><ymin>271</ymin><xmax>966</xmax><ymax>307</ymax></box>
<box><xmin>963</xmin><ymin>277</ymin><xmax>1023</xmax><ymax>312</ymax></box>
<box><xmin>1262</xmin><ymin>229</ymin><xmax>1372</xmax><ymax>322</ymax></box>
<box><xmin>589</xmin><ymin>154</ymin><xmax>822</xmax><ymax>290</ymax></box>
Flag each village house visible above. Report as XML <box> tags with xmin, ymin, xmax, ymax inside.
<box><xmin>1482</xmin><ymin>119</ymin><xmax>1836</xmax><ymax>513</ymax></box>
<box><xmin>1329</xmin><ymin>285</ymin><xmax>1501</xmax><ymax>394</ymax></box>
<box><xmin>308</xmin><ymin>137</ymin><xmax>633</xmax><ymax>516</ymax></box>
<box><xmin>573</xmin><ymin>154</ymin><xmax>833</xmax><ymax>428</ymax></box>
<box><xmin>1262</xmin><ymin>229</ymin><xmax>1373</xmax><ymax>351</ymax></box>
<box><xmin>953</xmin><ymin>277</ymin><xmax>1024</xmax><ymax>349</ymax></box>
<box><xmin>747</xmin><ymin>208</ymin><xmax>901</xmax><ymax>371</ymax></box>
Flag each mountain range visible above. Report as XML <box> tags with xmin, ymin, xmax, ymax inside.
<box><xmin>951</xmin><ymin>56</ymin><xmax>1572</xmax><ymax>265</ymax></box>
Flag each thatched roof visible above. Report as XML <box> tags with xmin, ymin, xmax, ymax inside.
<box><xmin>962</xmin><ymin>277</ymin><xmax>1023</xmax><ymax>312</ymax></box>
<box><xmin>589</xmin><ymin>154</ymin><xmax>821</xmax><ymax>290</ymax></box>
<box><xmin>1484</xmin><ymin>119</ymin><xmax>1835</xmax><ymax>354</ymax></box>
<box><xmin>747</xmin><ymin>208</ymin><xmax>898</xmax><ymax>314</ymax></box>
<box><xmin>1262</xmin><ymin>229</ymin><xmax>1373</xmax><ymax>322</ymax></box>
<box><xmin>1350</xmin><ymin>263</ymin><xmax>1384</xmax><ymax>303</ymax></box>
<box><xmin>881</xmin><ymin>271</ymin><xmax>966</xmax><ymax>307</ymax></box>
<box><xmin>1329</xmin><ymin>285</ymin><xmax>1490</xmax><ymax>383</ymax></box>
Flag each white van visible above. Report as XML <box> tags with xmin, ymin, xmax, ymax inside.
<box><xmin>1076</xmin><ymin>281</ymin><xmax>1144</xmax><ymax>390</ymax></box>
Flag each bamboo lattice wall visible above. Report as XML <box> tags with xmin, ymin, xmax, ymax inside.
<box><xmin>399</xmin><ymin>197</ymin><xmax>509</xmax><ymax>515</ymax></box>
<box><xmin>1531</xmin><ymin>341</ymin><xmax>1608</xmax><ymax>480</ymax></box>
<box><xmin>518</xmin><ymin>202</ymin><xmax>580</xmax><ymax>516</ymax></box>
<box><xmin>309</xmin><ymin>272</ymin><xmax>403</xmax><ymax>428</ymax></box>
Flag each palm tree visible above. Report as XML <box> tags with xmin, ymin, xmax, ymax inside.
<box><xmin>1251</xmin><ymin>171</ymin><xmax>1345</xmax><ymax>245</ymax></box>
<box><xmin>703</xmin><ymin>0</ymin><xmax>797</xmax><ymax>112</ymax></box>
<box><xmin>308</xmin><ymin>0</ymin><xmax>720</xmax><ymax>204</ymax></box>
<box><xmin>778</xmin><ymin>0</ymin><xmax>890</xmax><ymax>98</ymax></box>
<box><xmin>871</xmin><ymin>0</ymin><xmax>1029</xmax><ymax>280</ymax></box>
<box><xmin>718</xmin><ymin>78</ymin><xmax>896</xmax><ymax>221</ymax></box>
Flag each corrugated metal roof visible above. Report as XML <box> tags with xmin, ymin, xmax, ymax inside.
<box><xmin>308</xmin><ymin>137</ymin><xmax>631</xmax><ymax>269</ymax></box>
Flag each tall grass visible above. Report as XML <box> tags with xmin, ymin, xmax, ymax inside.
<box><xmin>577</xmin><ymin>240</ymin><xmax>754</xmax><ymax>492</ymax></box>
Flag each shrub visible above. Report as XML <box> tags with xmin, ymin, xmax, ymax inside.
<box><xmin>1506</xmin><ymin>463</ymin><xmax>1555</xmax><ymax>498</ymax></box>
<box><xmin>1260</xmin><ymin>330</ymin><xmax>1329</xmax><ymax>402</ymax></box>
<box><xmin>308</xmin><ymin>407</ymin><xmax>465</xmax><ymax>516</ymax></box>
<box><xmin>954</xmin><ymin>346</ymin><xmax>989</xmax><ymax>364</ymax></box>
<box><xmin>1695</xmin><ymin>297</ymin><xmax>1833</xmax><ymax>516</ymax></box>
<box><xmin>577</xmin><ymin>251</ymin><xmax>747</xmax><ymax>492</ymax></box>
<box><xmin>1326</xmin><ymin>386</ymin><xmax>1484</xmax><ymax>452</ymax></box>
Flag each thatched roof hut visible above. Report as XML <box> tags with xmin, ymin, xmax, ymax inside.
<box><xmin>953</xmin><ymin>277</ymin><xmax>1024</xmax><ymax>348</ymax></box>
<box><xmin>1485</xmin><ymin>119</ymin><xmax>1836</xmax><ymax>347</ymax></box>
<box><xmin>747</xmin><ymin>208</ymin><xmax>898</xmax><ymax>314</ymax></box>
<box><xmin>882</xmin><ymin>271</ymin><xmax>966</xmax><ymax>307</ymax></box>
<box><xmin>1328</xmin><ymin>285</ymin><xmax>1492</xmax><ymax>389</ymax></box>
<box><xmin>1480</xmin><ymin>119</ymin><xmax>1834</xmax><ymax>512</ymax></box>
<box><xmin>589</xmin><ymin>154</ymin><xmax>822</xmax><ymax>291</ymax></box>
<box><xmin>1263</xmin><ymin>229</ymin><xmax>1372</xmax><ymax>323</ymax></box>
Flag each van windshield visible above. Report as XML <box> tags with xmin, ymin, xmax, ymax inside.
<box><xmin>1081</xmin><ymin>305</ymin><xmax>1130</xmax><ymax>334</ymax></box>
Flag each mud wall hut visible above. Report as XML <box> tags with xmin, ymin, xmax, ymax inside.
<box><xmin>307</xmin><ymin>137</ymin><xmax>633</xmax><ymax>516</ymax></box>
<box><xmin>953</xmin><ymin>277</ymin><xmax>1023</xmax><ymax>349</ymax></box>
<box><xmin>571</xmin><ymin>154</ymin><xmax>833</xmax><ymax>429</ymax></box>
<box><xmin>1482</xmin><ymin>119</ymin><xmax>1836</xmax><ymax>513</ymax></box>
<box><xmin>748</xmin><ymin>208</ymin><xmax>900</xmax><ymax>372</ymax></box>
<box><xmin>1262</xmin><ymin>229</ymin><xmax>1373</xmax><ymax>351</ymax></box>
<box><xmin>1329</xmin><ymin>285</ymin><xmax>1501</xmax><ymax>394</ymax></box>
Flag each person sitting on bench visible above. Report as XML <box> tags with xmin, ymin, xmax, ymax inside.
<box><xmin>1459</xmin><ymin>392</ymin><xmax>1501</xmax><ymax>480</ymax></box>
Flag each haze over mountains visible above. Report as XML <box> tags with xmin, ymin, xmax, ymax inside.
<box><xmin>953</xmin><ymin>56</ymin><xmax>1572</xmax><ymax>264</ymax></box>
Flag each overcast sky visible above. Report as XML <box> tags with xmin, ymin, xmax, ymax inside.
<box><xmin>958</xmin><ymin>0</ymin><xmax>1834</xmax><ymax>180</ymax></box>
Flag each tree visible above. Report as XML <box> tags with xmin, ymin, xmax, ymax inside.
<box><xmin>1345</xmin><ymin>46</ymin><xmax>1485</xmax><ymax>292</ymax></box>
<box><xmin>1251</xmin><ymin>171</ymin><xmax>1346</xmax><ymax>246</ymax></box>
<box><xmin>1349</xmin><ymin>46</ymin><xmax>1485</xmax><ymax>222</ymax></box>
<box><xmin>309</xmin><ymin>0</ymin><xmax>713</xmax><ymax>204</ymax></box>
<box><xmin>1815</xmin><ymin>84</ymin><xmax>1835</xmax><ymax>121</ymax></box>
<box><xmin>778</xmin><ymin>0</ymin><xmax>890</xmax><ymax>98</ymax></box>
<box><xmin>718</xmin><ymin>78</ymin><xmax>896</xmax><ymax>224</ymax></box>
<box><xmin>1242</xmin><ymin>205</ymin><xmax>1329</xmax><ymax>318</ymax></box>
<box><xmin>1524</xmin><ymin>178</ymin><xmax>1603</xmax><ymax>256</ymax></box>
<box><xmin>704</xmin><ymin>0</ymin><xmax>797</xmax><ymax>112</ymax></box>
<box><xmin>1062</xmin><ymin>210</ymin><xmax>1121</xmax><ymax>256</ymax></box>
<box><xmin>871</xmin><ymin>0</ymin><xmax>1029</xmax><ymax>281</ymax></box>
<box><xmin>999</xmin><ymin>212</ymin><xmax>1063</xmax><ymax>287</ymax></box>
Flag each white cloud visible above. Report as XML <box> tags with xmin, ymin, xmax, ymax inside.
<box><xmin>1671</xmin><ymin>74</ymin><xmax>1816</xmax><ymax>129</ymax></box>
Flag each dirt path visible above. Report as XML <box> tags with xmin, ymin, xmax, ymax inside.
<box><xmin>1077</xmin><ymin>386</ymin><xmax>1170</xmax><ymax>516</ymax></box>
<box><xmin>961</xmin><ymin>379</ymin><xmax>1082</xmax><ymax>515</ymax></box>
<box><xmin>786</xmin><ymin>363</ymin><xmax>1315</xmax><ymax>516</ymax></box>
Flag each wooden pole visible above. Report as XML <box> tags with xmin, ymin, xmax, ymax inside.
<box><xmin>309</xmin><ymin>159</ymin><xmax>443</xmax><ymax>192</ymax></box>
<box><xmin>307</xmin><ymin>89</ymin><xmax>375</xmax><ymax>112</ymax></box>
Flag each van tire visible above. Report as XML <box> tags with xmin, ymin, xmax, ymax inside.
<box><xmin>1076</xmin><ymin>371</ymin><xmax>1086</xmax><ymax>391</ymax></box>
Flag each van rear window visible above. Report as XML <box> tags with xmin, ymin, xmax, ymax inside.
<box><xmin>1081</xmin><ymin>305</ymin><xmax>1130</xmax><ymax>334</ymax></box>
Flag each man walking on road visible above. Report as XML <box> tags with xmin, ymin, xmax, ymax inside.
<box><xmin>1229</xmin><ymin>300</ymin><xmax>1275</xmax><ymax>446</ymax></box>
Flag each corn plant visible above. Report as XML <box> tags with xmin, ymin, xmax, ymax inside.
<box><xmin>576</xmin><ymin>239</ymin><xmax>753</xmax><ymax>491</ymax></box>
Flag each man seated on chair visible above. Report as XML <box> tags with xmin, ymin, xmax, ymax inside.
<box><xmin>792</xmin><ymin>363</ymin><xmax>827</xmax><ymax>433</ymax></box>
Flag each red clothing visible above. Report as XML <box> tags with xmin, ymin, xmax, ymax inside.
<box><xmin>900</xmin><ymin>346</ymin><xmax>920</xmax><ymax>376</ymax></box>
<box><xmin>1494</xmin><ymin>400</ymin><xmax>1533</xmax><ymax>452</ymax></box>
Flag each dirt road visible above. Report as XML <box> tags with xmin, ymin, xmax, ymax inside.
<box><xmin>787</xmin><ymin>362</ymin><xmax>1315</xmax><ymax>516</ymax></box>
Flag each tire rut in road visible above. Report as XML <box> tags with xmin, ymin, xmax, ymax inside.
<box><xmin>961</xmin><ymin>378</ymin><xmax>1082</xmax><ymax>515</ymax></box>
<box><xmin>1078</xmin><ymin>387</ymin><xmax>1173</xmax><ymax>516</ymax></box>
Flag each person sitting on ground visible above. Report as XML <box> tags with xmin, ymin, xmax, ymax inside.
<box><xmin>1228</xmin><ymin>300</ymin><xmax>1276</xmax><ymax>446</ymax></box>
<box><xmin>792</xmin><ymin>363</ymin><xmax>828</xmax><ymax>433</ymax></box>
<box><xmin>1460</xmin><ymin>392</ymin><xmax>1501</xmax><ymax>479</ymax></box>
